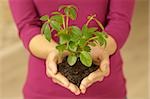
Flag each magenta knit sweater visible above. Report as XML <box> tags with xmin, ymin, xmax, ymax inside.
<box><xmin>9</xmin><ymin>0</ymin><xmax>135</xmax><ymax>99</ymax></box>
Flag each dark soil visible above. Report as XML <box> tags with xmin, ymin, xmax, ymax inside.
<box><xmin>57</xmin><ymin>57</ymin><xmax>99</xmax><ymax>87</ymax></box>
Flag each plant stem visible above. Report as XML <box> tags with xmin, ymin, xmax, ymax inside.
<box><xmin>66</xmin><ymin>15</ymin><xmax>69</xmax><ymax>29</ymax></box>
<box><xmin>85</xmin><ymin>14</ymin><xmax>104</xmax><ymax>31</ymax></box>
<box><xmin>51</xmin><ymin>28</ymin><xmax>54</xmax><ymax>33</ymax></box>
<box><xmin>66</xmin><ymin>6</ymin><xmax>70</xmax><ymax>28</ymax></box>
<box><xmin>85</xmin><ymin>19</ymin><xmax>91</xmax><ymax>26</ymax></box>
<box><xmin>85</xmin><ymin>14</ymin><xmax>96</xmax><ymax>26</ymax></box>
<box><xmin>94</xmin><ymin>18</ymin><xmax>104</xmax><ymax>31</ymax></box>
<box><xmin>62</xmin><ymin>15</ymin><xmax>66</xmax><ymax>29</ymax></box>
<box><xmin>66</xmin><ymin>16</ymin><xmax>69</xmax><ymax>34</ymax></box>
<box><xmin>84</xmin><ymin>36</ymin><xmax>98</xmax><ymax>46</ymax></box>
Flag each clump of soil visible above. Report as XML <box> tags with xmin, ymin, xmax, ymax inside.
<box><xmin>57</xmin><ymin>57</ymin><xmax>99</xmax><ymax>87</ymax></box>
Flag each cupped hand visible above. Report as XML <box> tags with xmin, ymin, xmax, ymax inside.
<box><xmin>46</xmin><ymin>49</ymin><xmax>80</xmax><ymax>95</ymax></box>
<box><xmin>80</xmin><ymin>35</ymin><xmax>117</xmax><ymax>94</ymax></box>
<box><xmin>79</xmin><ymin>45</ymin><xmax>110</xmax><ymax>94</ymax></box>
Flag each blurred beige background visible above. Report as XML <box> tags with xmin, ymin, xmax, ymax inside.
<box><xmin>0</xmin><ymin>0</ymin><xmax>149</xmax><ymax>99</ymax></box>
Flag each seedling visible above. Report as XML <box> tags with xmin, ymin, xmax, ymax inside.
<box><xmin>40</xmin><ymin>5</ymin><xmax>107</xmax><ymax>67</ymax></box>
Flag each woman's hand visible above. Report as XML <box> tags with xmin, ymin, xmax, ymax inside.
<box><xmin>46</xmin><ymin>49</ymin><xmax>80</xmax><ymax>95</ymax></box>
<box><xmin>79</xmin><ymin>35</ymin><xmax>117</xmax><ymax>94</ymax></box>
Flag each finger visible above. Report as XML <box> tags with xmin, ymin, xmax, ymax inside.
<box><xmin>52</xmin><ymin>78</ymin><xmax>78</xmax><ymax>95</ymax></box>
<box><xmin>80</xmin><ymin>84</ymin><xmax>86</xmax><ymax>94</ymax></box>
<box><xmin>57</xmin><ymin>55</ymin><xmax>63</xmax><ymax>64</ymax></box>
<box><xmin>99</xmin><ymin>57</ymin><xmax>110</xmax><ymax>73</ymax></box>
<box><xmin>80</xmin><ymin>69</ymin><xmax>104</xmax><ymax>94</ymax></box>
<box><xmin>46</xmin><ymin>66</ymin><xmax>55</xmax><ymax>78</ymax></box>
<box><xmin>80</xmin><ymin>73</ymin><xmax>104</xmax><ymax>94</ymax></box>
<box><xmin>54</xmin><ymin>73</ymin><xmax>70</xmax><ymax>87</ymax></box>
<box><xmin>52</xmin><ymin>78</ymin><xmax>65</xmax><ymax>87</ymax></box>
<box><xmin>68</xmin><ymin>83</ymin><xmax>80</xmax><ymax>95</ymax></box>
<box><xmin>46</xmin><ymin>67</ymin><xmax>70</xmax><ymax>88</ymax></box>
<box><xmin>80</xmin><ymin>75</ymin><xmax>101</xmax><ymax>94</ymax></box>
<box><xmin>80</xmin><ymin>75</ymin><xmax>104</xmax><ymax>94</ymax></box>
<box><xmin>46</xmin><ymin>51</ymin><xmax>58</xmax><ymax>74</ymax></box>
<box><xmin>52</xmin><ymin>78</ymin><xmax>71</xmax><ymax>91</ymax></box>
<box><xmin>80</xmin><ymin>77</ymin><xmax>91</xmax><ymax>88</ymax></box>
<box><xmin>53</xmin><ymin>78</ymin><xmax>80</xmax><ymax>95</ymax></box>
<box><xmin>80</xmin><ymin>77</ymin><xmax>90</xmax><ymax>94</ymax></box>
<box><xmin>80</xmin><ymin>74</ymin><xmax>100</xmax><ymax>94</ymax></box>
<box><xmin>88</xmin><ymin>69</ymin><xmax>104</xmax><ymax>81</ymax></box>
<box><xmin>104</xmin><ymin>65</ymin><xmax>110</xmax><ymax>77</ymax></box>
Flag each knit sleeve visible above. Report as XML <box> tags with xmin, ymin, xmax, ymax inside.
<box><xmin>9</xmin><ymin>0</ymin><xmax>41</xmax><ymax>51</ymax></box>
<box><xmin>104</xmin><ymin>0</ymin><xmax>135</xmax><ymax>49</ymax></box>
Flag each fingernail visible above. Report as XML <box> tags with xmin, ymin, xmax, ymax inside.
<box><xmin>75</xmin><ymin>90</ymin><xmax>80</xmax><ymax>95</ymax></box>
<box><xmin>82</xmin><ymin>88</ymin><xmax>86</xmax><ymax>94</ymax></box>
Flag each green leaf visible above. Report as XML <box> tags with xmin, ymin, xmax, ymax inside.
<box><xmin>69</xmin><ymin>7</ymin><xmax>77</xmax><ymax>20</ymax></box>
<box><xmin>68</xmin><ymin>41</ymin><xmax>77</xmax><ymax>52</ymax></box>
<box><xmin>83</xmin><ymin>46</ymin><xmax>91</xmax><ymax>52</ymax></box>
<box><xmin>57</xmin><ymin>29</ymin><xmax>67</xmax><ymax>36</ymax></box>
<box><xmin>41</xmin><ymin>22</ymin><xmax>47</xmax><ymax>34</ymax></box>
<box><xmin>71</xmin><ymin>26</ymin><xmax>82</xmax><ymax>34</ymax></box>
<box><xmin>56</xmin><ymin>44</ymin><xmax>66</xmax><ymax>52</ymax></box>
<box><xmin>64</xmin><ymin>7</ymin><xmax>70</xmax><ymax>15</ymax></box>
<box><xmin>78</xmin><ymin>38</ymin><xmax>86</xmax><ymax>46</ymax></box>
<box><xmin>82</xmin><ymin>25</ymin><xmax>88</xmax><ymax>34</ymax></box>
<box><xmin>95</xmin><ymin>32</ymin><xmax>107</xmax><ymax>46</ymax></box>
<box><xmin>103</xmin><ymin>39</ymin><xmax>107</xmax><ymax>47</ymax></box>
<box><xmin>80</xmin><ymin>51</ymin><xmax>92</xmax><ymax>67</ymax></box>
<box><xmin>59</xmin><ymin>34</ymin><xmax>70</xmax><ymax>44</ymax></box>
<box><xmin>40</xmin><ymin>15</ymin><xmax>49</xmax><ymax>21</ymax></box>
<box><xmin>102</xmin><ymin>32</ymin><xmax>108</xmax><ymax>38</ymax></box>
<box><xmin>67</xmin><ymin>54</ymin><xmax>77</xmax><ymax>66</ymax></box>
<box><xmin>88</xmin><ymin>27</ymin><xmax>98</xmax><ymax>33</ymax></box>
<box><xmin>50</xmin><ymin>15</ymin><xmax>63</xmax><ymax>24</ymax></box>
<box><xmin>82</xmin><ymin>25</ymin><xmax>92</xmax><ymax>39</ymax></box>
<box><xmin>44</xmin><ymin>23</ymin><xmax>51</xmax><ymax>41</ymax></box>
<box><xmin>50</xmin><ymin>21</ymin><xmax>61</xmax><ymax>31</ymax></box>
<box><xmin>70</xmin><ymin>26</ymin><xmax>81</xmax><ymax>42</ymax></box>
<box><xmin>95</xmin><ymin>31</ymin><xmax>102</xmax><ymax>36</ymax></box>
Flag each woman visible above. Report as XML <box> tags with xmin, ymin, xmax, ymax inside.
<box><xmin>9</xmin><ymin>0</ymin><xmax>135</xmax><ymax>99</ymax></box>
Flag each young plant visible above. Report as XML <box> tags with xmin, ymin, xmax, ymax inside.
<box><xmin>40</xmin><ymin>5</ymin><xmax>108</xmax><ymax>67</ymax></box>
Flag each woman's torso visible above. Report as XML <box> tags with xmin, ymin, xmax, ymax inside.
<box><xmin>23</xmin><ymin>0</ymin><xmax>126</xmax><ymax>99</ymax></box>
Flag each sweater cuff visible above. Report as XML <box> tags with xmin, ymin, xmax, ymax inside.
<box><xmin>19</xmin><ymin>27</ymin><xmax>41</xmax><ymax>52</ymax></box>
